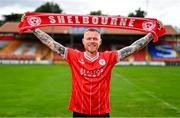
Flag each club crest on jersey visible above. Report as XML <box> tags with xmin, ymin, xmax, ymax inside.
<box><xmin>99</xmin><ymin>59</ymin><xmax>106</xmax><ymax>66</ymax></box>
<box><xmin>27</xmin><ymin>16</ymin><xmax>41</xmax><ymax>26</ymax></box>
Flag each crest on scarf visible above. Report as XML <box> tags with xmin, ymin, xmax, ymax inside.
<box><xmin>142</xmin><ymin>21</ymin><xmax>156</xmax><ymax>31</ymax></box>
<box><xmin>27</xmin><ymin>16</ymin><xmax>42</xmax><ymax>26</ymax></box>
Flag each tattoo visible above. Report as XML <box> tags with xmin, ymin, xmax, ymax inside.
<box><xmin>119</xmin><ymin>47</ymin><xmax>135</xmax><ymax>59</ymax></box>
<box><xmin>32</xmin><ymin>29</ymin><xmax>66</xmax><ymax>57</ymax></box>
<box><xmin>53</xmin><ymin>42</ymin><xmax>65</xmax><ymax>56</ymax></box>
<box><xmin>118</xmin><ymin>33</ymin><xmax>153</xmax><ymax>61</ymax></box>
<box><xmin>131</xmin><ymin>33</ymin><xmax>153</xmax><ymax>51</ymax></box>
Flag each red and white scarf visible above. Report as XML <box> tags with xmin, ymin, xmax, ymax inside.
<box><xmin>18</xmin><ymin>12</ymin><xmax>166</xmax><ymax>42</ymax></box>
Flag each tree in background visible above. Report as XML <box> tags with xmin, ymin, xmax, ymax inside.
<box><xmin>128</xmin><ymin>8</ymin><xmax>147</xmax><ymax>17</ymax></box>
<box><xmin>1</xmin><ymin>4</ymin><xmax>147</xmax><ymax>24</ymax></box>
<box><xmin>0</xmin><ymin>20</ymin><xmax>4</xmax><ymax>26</ymax></box>
<box><xmin>89</xmin><ymin>10</ymin><xmax>107</xmax><ymax>16</ymax></box>
<box><xmin>1</xmin><ymin>2</ymin><xmax>63</xmax><ymax>24</ymax></box>
<box><xmin>3</xmin><ymin>13</ymin><xmax>22</xmax><ymax>22</ymax></box>
<box><xmin>35</xmin><ymin>2</ymin><xmax>63</xmax><ymax>13</ymax></box>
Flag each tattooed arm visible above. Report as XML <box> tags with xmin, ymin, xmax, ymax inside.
<box><xmin>117</xmin><ymin>33</ymin><xmax>154</xmax><ymax>61</ymax></box>
<box><xmin>32</xmin><ymin>28</ymin><xmax>66</xmax><ymax>58</ymax></box>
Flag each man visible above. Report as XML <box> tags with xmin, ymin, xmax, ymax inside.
<box><xmin>32</xmin><ymin>27</ymin><xmax>153</xmax><ymax>117</ymax></box>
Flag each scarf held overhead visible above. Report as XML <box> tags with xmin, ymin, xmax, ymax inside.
<box><xmin>18</xmin><ymin>12</ymin><xmax>166</xmax><ymax>42</ymax></box>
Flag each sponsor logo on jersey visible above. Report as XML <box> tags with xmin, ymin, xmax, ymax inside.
<box><xmin>80</xmin><ymin>68</ymin><xmax>104</xmax><ymax>78</ymax></box>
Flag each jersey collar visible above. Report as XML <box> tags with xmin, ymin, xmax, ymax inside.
<box><xmin>84</xmin><ymin>52</ymin><xmax>99</xmax><ymax>62</ymax></box>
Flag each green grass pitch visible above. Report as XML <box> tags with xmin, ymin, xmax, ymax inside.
<box><xmin>0</xmin><ymin>64</ymin><xmax>180</xmax><ymax>117</ymax></box>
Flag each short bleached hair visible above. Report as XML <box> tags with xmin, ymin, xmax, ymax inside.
<box><xmin>84</xmin><ymin>28</ymin><xmax>101</xmax><ymax>34</ymax></box>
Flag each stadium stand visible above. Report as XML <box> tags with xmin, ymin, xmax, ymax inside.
<box><xmin>0</xmin><ymin>39</ymin><xmax>51</xmax><ymax>61</ymax></box>
<box><xmin>0</xmin><ymin>40</ymin><xmax>10</xmax><ymax>49</ymax></box>
<box><xmin>35</xmin><ymin>43</ymin><xmax>51</xmax><ymax>60</ymax></box>
<box><xmin>148</xmin><ymin>44</ymin><xmax>177</xmax><ymax>58</ymax></box>
<box><xmin>53</xmin><ymin>52</ymin><xmax>62</xmax><ymax>61</ymax></box>
<box><xmin>132</xmin><ymin>48</ymin><xmax>147</xmax><ymax>61</ymax></box>
<box><xmin>0</xmin><ymin>40</ymin><xmax>21</xmax><ymax>59</ymax></box>
<box><xmin>148</xmin><ymin>41</ymin><xmax>180</xmax><ymax>63</ymax></box>
<box><xmin>0</xmin><ymin>22</ymin><xmax>180</xmax><ymax>65</ymax></box>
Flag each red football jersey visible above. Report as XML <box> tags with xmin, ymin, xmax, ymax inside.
<box><xmin>65</xmin><ymin>48</ymin><xmax>118</xmax><ymax>115</ymax></box>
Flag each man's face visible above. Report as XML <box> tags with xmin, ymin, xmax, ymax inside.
<box><xmin>82</xmin><ymin>31</ymin><xmax>101</xmax><ymax>54</ymax></box>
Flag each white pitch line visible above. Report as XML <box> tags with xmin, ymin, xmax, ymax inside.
<box><xmin>114</xmin><ymin>73</ymin><xmax>180</xmax><ymax>114</ymax></box>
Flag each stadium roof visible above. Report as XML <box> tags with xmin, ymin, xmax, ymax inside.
<box><xmin>0</xmin><ymin>22</ymin><xmax>178</xmax><ymax>35</ymax></box>
<box><xmin>0</xmin><ymin>22</ymin><xmax>71</xmax><ymax>34</ymax></box>
<box><xmin>164</xmin><ymin>25</ymin><xmax>179</xmax><ymax>35</ymax></box>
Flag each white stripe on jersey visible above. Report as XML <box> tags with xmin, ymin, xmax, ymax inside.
<box><xmin>98</xmin><ymin>83</ymin><xmax>101</xmax><ymax>115</ymax></box>
<box><xmin>105</xmin><ymin>81</ymin><xmax>107</xmax><ymax>110</ymax></box>
<box><xmin>90</xmin><ymin>78</ymin><xmax>92</xmax><ymax>115</ymax></box>
<box><xmin>81</xmin><ymin>79</ymin><xmax>84</xmax><ymax>113</ymax></box>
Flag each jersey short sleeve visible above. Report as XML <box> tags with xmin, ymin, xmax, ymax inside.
<box><xmin>103</xmin><ymin>50</ymin><xmax>119</xmax><ymax>66</ymax></box>
<box><xmin>65</xmin><ymin>48</ymin><xmax>80</xmax><ymax>64</ymax></box>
